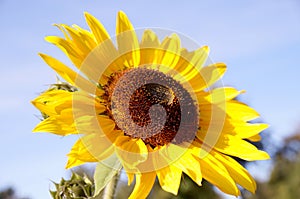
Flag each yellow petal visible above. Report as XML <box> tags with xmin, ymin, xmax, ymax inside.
<box><xmin>81</xmin><ymin>39</ymin><xmax>122</xmax><ymax>84</ymax></box>
<box><xmin>126</xmin><ymin>171</ymin><xmax>135</xmax><ymax>186</ymax></box>
<box><xmin>53</xmin><ymin>23</ymin><xmax>71</xmax><ymax>41</ymax></box>
<box><xmin>156</xmin><ymin>34</ymin><xmax>181</xmax><ymax>70</ymax></box>
<box><xmin>115</xmin><ymin>136</ymin><xmax>148</xmax><ymax>170</ymax></box>
<box><xmin>213</xmin><ymin>136</ymin><xmax>270</xmax><ymax>161</ymax></box>
<box><xmin>80</xmin><ymin>133</ymin><xmax>116</xmax><ymax>161</ymax></box>
<box><xmin>33</xmin><ymin>116</ymin><xmax>76</xmax><ymax>135</ymax></box>
<box><xmin>116</xmin><ymin>11</ymin><xmax>135</xmax><ymax>34</ymax></box>
<box><xmin>97</xmin><ymin>116</ymin><xmax>116</xmax><ymax>136</ymax></box>
<box><xmin>234</xmin><ymin>123</ymin><xmax>268</xmax><ymax>139</ymax></box>
<box><xmin>73</xmin><ymin>116</ymin><xmax>100</xmax><ymax>134</ymax></box>
<box><xmin>128</xmin><ymin>172</ymin><xmax>156</xmax><ymax>199</ymax></box>
<box><xmin>66</xmin><ymin>157</ymin><xmax>87</xmax><ymax>169</ymax></box>
<box><xmin>193</xmin><ymin>46</ymin><xmax>210</xmax><ymax>70</ymax></box>
<box><xmin>197</xmin><ymin>87</ymin><xmax>245</xmax><ymax>104</ymax></box>
<box><xmin>84</xmin><ymin>12</ymin><xmax>110</xmax><ymax>44</ymax></box>
<box><xmin>46</xmin><ymin>31</ymin><xmax>115</xmax><ymax>83</ymax></box>
<box><xmin>188</xmin><ymin>62</ymin><xmax>227</xmax><ymax>91</ymax></box>
<box><xmin>66</xmin><ymin>133</ymin><xmax>117</xmax><ymax>168</ymax></box>
<box><xmin>173</xmin><ymin>48</ymin><xmax>195</xmax><ymax>76</ymax></box>
<box><xmin>163</xmin><ymin>144</ymin><xmax>202</xmax><ymax>186</ymax></box>
<box><xmin>62</xmin><ymin>24</ymin><xmax>92</xmax><ymax>56</ymax></box>
<box><xmin>69</xmin><ymin>91</ymin><xmax>106</xmax><ymax>114</ymax></box>
<box><xmin>197</xmin><ymin>152</ymin><xmax>240</xmax><ymax>196</ymax></box>
<box><xmin>72</xmin><ymin>24</ymin><xmax>97</xmax><ymax>50</ymax></box>
<box><xmin>83</xmin><ymin>12</ymin><xmax>124</xmax><ymax>81</ymax></box>
<box><xmin>39</xmin><ymin>53</ymin><xmax>103</xmax><ymax>95</ymax></box>
<box><xmin>247</xmin><ymin>134</ymin><xmax>262</xmax><ymax>142</ymax></box>
<box><xmin>74</xmin><ymin>115</ymin><xmax>115</xmax><ymax>135</ymax></box>
<box><xmin>226</xmin><ymin>100</ymin><xmax>260</xmax><ymax>121</ymax></box>
<box><xmin>175</xmin><ymin>46</ymin><xmax>209</xmax><ymax>77</ymax></box>
<box><xmin>157</xmin><ymin>165</ymin><xmax>182</xmax><ymax>195</ymax></box>
<box><xmin>214</xmin><ymin>152</ymin><xmax>257</xmax><ymax>193</ymax></box>
<box><xmin>33</xmin><ymin>108</ymin><xmax>76</xmax><ymax>135</ymax></box>
<box><xmin>140</xmin><ymin>29</ymin><xmax>160</xmax><ymax>48</ymax></box>
<box><xmin>66</xmin><ymin>136</ymin><xmax>98</xmax><ymax>168</ymax></box>
<box><xmin>175</xmin><ymin>153</ymin><xmax>202</xmax><ymax>186</ymax></box>
<box><xmin>199</xmin><ymin>117</ymin><xmax>268</xmax><ymax>140</ymax></box>
<box><xmin>45</xmin><ymin>36</ymin><xmax>83</xmax><ymax>67</ymax></box>
<box><xmin>31</xmin><ymin>90</ymin><xmax>67</xmax><ymax>116</ymax></box>
<box><xmin>116</xmin><ymin>11</ymin><xmax>140</xmax><ymax>67</ymax></box>
<box><xmin>139</xmin><ymin>30</ymin><xmax>160</xmax><ymax>66</ymax></box>
<box><xmin>33</xmin><ymin>90</ymin><xmax>105</xmax><ymax>116</ymax></box>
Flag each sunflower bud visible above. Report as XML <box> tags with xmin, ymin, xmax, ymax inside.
<box><xmin>50</xmin><ymin>173</ymin><xmax>95</xmax><ymax>199</ymax></box>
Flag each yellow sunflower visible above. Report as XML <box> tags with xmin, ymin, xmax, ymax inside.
<box><xmin>32</xmin><ymin>11</ymin><xmax>270</xmax><ymax>198</ymax></box>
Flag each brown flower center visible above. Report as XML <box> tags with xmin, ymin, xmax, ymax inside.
<box><xmin>104</xmin><ymin>67</ymin><xmax>199</xmax><ymax>147</ymax></box>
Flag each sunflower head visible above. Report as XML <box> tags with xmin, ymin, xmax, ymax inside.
<box><xmin>32</xmin><ymin>10</ymin><xmax>270</xmax><ymax>198</ymax></box>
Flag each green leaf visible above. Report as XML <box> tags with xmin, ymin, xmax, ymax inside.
<box><xmin>93</xmin><ymin>154</ymin><xmax>122</xmax><ymax>197</ymax></box>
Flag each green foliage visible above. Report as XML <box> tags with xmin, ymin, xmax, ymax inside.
<box><xmin>0</xmin><ymin>187</ymin><xmax>15</xmax><ymax>199</ymax></box>
<box><xmin>0</xmin><ymin>187</ymin><xmax>30</xmax><ymax>199</ymax></box>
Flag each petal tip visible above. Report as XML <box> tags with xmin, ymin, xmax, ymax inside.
<box><xmin>83</xmin><ymin>11</ymin><xmax>90</xmax><ymax>16</ymax></box>
<box><xmin>118</xmin><ymin>10</ymin><xmax>126</xmax><ymax>17</ymax></box>
<box><xmin>202</xmin><ymin>45</ymin><xmax>210</xmax><ymax>53</ymax></box>
<box><xmin>84</xmin><ymin>11</ymin><xmax>94</xmax><ymax>21</ymax></box>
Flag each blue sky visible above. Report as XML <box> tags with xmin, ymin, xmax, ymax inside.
<box><xmin>0</xmin><ymin>0</ymin><xmax>299</xmax><ymax>198</ymax></box>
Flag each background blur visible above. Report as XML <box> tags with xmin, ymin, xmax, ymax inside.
<box><xmin>0</xmin><ymin>0</ymin><xmax>299</xmax><ymax>198</ymax></box>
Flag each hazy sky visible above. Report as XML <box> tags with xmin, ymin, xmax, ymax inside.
<box><xmin>0</xmin><ymin>0</ymin><xmax>299</xmax><ymax>198</ymax></box>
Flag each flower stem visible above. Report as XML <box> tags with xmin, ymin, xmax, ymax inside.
<box><xmin>103</xmin><ymin>171</ymin><xmax>120</xmax><ymax>199</ymax></box>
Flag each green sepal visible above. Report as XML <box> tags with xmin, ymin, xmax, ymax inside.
<box><xmin>93</xmin><ymin>154</ymin><xmax>122</xmax><ymax>197</ymax></box>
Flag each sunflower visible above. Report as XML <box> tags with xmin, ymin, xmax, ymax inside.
<box><xmin>32</xmin><ymin>11</ymin><xmax>270</xmax><ymax>198</ymax></box>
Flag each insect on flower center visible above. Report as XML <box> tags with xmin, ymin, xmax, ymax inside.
<box><xmin>104</xmin><ymin>67</ymin><xmax>199</xmax><ymax>147</ymax></box>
